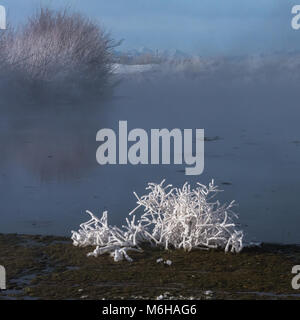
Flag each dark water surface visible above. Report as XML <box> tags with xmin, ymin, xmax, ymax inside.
<box><xmin>1</xmin><ymin>69</ymin><xmax>300</xmax><ymax>244</ymax></box>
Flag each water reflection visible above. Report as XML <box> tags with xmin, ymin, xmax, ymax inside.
<box><xmin>1</xmin><ymin>67</ymin><xmax>300</xmax><ymax>244</ymax></box>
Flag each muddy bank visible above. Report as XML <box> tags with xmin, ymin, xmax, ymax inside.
<box><xmin>0</xmin><ymin>233</ymin><xmax>300</xmax><ymax>300</ymax></box>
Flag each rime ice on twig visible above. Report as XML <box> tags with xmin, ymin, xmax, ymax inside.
<box><xmin>71</xmin><ymin>180</ymin><xmax>244</xmax><ymax>261</ymax></box>
<box><xmin>71</xmin><ymin>210</ymin><xmax>143</xmax><ymax>262</ymax></box>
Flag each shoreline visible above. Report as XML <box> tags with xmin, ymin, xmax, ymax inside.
<box><xmin>1</xmin><ymin>233</ymin><xmax>300</xmax><ymax>300</ymax></box>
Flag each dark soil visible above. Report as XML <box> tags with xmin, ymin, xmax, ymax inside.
<box><xmin>0</xmin><ymin>233</ymin><xmax>300</xmax><ymax>300</ymax></box>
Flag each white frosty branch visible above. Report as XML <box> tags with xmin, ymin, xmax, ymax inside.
<box><xmin>71</xmin><ymin>180</ymin><xmax>244</xmax><ymax>262</ymax></box>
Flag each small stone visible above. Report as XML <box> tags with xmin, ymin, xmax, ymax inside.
<box><xmin>164</xmin><ymin>260</ymin><xmax>172</xmax><ymax>266</ymax></box>
<box><xmin>204</xmin><ymin>290</ymin><xmax>213</xmax><ymax>295</ymax></box>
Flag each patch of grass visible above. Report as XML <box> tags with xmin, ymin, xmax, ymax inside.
<box><xmin>0</xmin><ymin>234</ymin><xmax>300</xmax><ymax>300</ymax></box>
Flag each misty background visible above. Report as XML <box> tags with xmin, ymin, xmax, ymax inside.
<box><xmin>1</xmin><ymin>2</ymin><xmax>300</xmax><ymax>245</ymax></box>
<box><xmin>1</xmin><ymin>0</ymin><xmax>300</xmax><ymax>56</ymax></box>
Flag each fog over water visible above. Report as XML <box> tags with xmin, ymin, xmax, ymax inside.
<box><xmin>1</xmin><ymin>56</ymin><xmax>300</xmax><ymax>244</ymax></box>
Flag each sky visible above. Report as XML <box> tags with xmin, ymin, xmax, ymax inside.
<box><xmin>1</xmin><ymin>0</ymin><xmax>300</xmax><ymax>55</ymax></box>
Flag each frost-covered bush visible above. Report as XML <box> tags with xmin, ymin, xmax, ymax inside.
<box><xmin>71</xmin><ymin>180</ymin><xmax>244</xmax><ymax>262</ymax></box>
<box><xmin>0</xmin><ymin>8</ymin><xmax>116</xmax><ymax>98</ymax></box>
